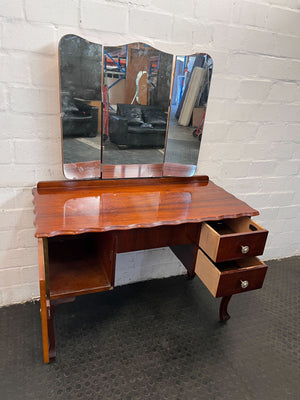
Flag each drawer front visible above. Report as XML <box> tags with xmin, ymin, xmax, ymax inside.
<box><xmin>199</xmin><ymin>218</ymin><xmax>268</xmax><ymax>263</ymax></box>
<box><xmin>195</xmin><ymin>249</ymin><xmax>268</xmax><ymax>298</ymax></box>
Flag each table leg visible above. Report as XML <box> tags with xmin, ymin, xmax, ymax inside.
<box><xmin>47</xmin><ymin>297</ymin><xmax>76</xmax><ymax>362</ymax></box>
<box><xmin>47</xmin><ymin>301</ymin><xmax>56</xmax><ymax>361</ymax></box>
<box><xmin>38</xmin><ymin>239</ymin><xmax>50</xmax><ymax>363</ymax></box>
<box><xmin>39</xmin><ymin>280</ymin><xmax>49</xmax><ymax>363</ymax></box>
<box><xmin>219</xmin><ymin>295</ymin><xmax>232</xmax><ymax>322</ymax></box>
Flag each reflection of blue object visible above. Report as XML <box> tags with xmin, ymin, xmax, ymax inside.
<box><xmin>104</xmin><ymin>49</ymin><xmax>126</xmax><ymax>74</ymax></box>
<box><xmin>177</xmin><ymin>75</ymin><xmax>185</xmax><ymax>105</ymax></box>
<box><xmin>171</xmin><ymin>59</ymin><xmax>184</xmax><ymax>106</ymax></box>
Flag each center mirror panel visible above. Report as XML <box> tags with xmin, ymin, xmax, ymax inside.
<box><xmin>102</xmin><ymin>43</ymin><xmax>173</xmax><ymax>179</ymax></box>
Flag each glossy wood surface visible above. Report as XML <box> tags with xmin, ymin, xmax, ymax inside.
<box><xmin>163</xmin><ymin>163</ymin><xmax>196</xmax><ymax>177</ymax></box>
<box><xmin>199</xmin><ymin>220</ymin><xmax>268</xmax><ymax>263</ymax></box>
<box><xmin>48</xmin><ymin>234</ymin><xmax>113</xmax><ymax>299</ymax></box>
<box><xmin>102</xmin><ymin>163</ymin><xmax>163</xmax><ymax>179</ymax></box>
<box><xmin>33</xmin><ymin>176</ymin><xmax>259</xmax><ymax>238</ymax></box>
<box><xmin>38</xmin><ymin>238</ymin><xmax>49</xmax><ymax>364</ymax></box>
<box><xmin>64</xmin><ymin>160</ymin><xmax>101</xmax><ymax>180</ymax></box>
<box><xmin>64</xmin><ymin>162</ymin><xmax>196</xmax><ymax>180</ymax></box>
<box><xmin>195</xmin><ymin>249</ymin><xmax>268</xmax><ymax>298</ymax></box>
<box><xmin>116</xmin><ymin>223</ymin><xmax>200</xmax><ymax>253</ymax></box>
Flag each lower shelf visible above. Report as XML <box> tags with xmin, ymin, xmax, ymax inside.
<box><xmin>48</xmin><ymin>234</ymin><xmax>113</xmax><ymax>299</ymax></box>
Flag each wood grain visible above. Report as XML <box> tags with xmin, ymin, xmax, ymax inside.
<box><xmin>47</xmin><ymin>234</ymin><xmax>113</xmax><ymax>299</ymax></box>
<box><xmin>38</xmin><ymin>238</ymin><xmax>49</xmax><ymax>364</ymax></box>
<box><xmin>64</xmin><ymin>160</ymin><xmax>101</xmax><ymax>180</ymax></box>
<box><xmin>199</xmin><ymin>218</ymin><xmax>268</xmax><ymax>262</ymax></box>
<box><xmin>63</xmin><ymin>162</ymin><xmax>196</xmax><ymax>180</ymax></box>
<box><xmin>195</xmin><ymin>249</ymin><xmax>268</xmax><ymax>298</ymax></box>
<box><xmin>33</xmin><ymin>176</ymin><xmax>259</xmax><ymax>238</ymax></box>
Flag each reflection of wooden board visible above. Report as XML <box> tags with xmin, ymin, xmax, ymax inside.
<box><xmin>137</xmin><ymin>72</ymin><xmax>148</xmax><ymax>105</ymax></box>
<box><xmin>192</xmin><ymin>106</ymin><xmax>206</xmax><ymax>128</ymax></box>
<box><xmin>106</xmin><ymin>78</ymin><xmax>126</xmax><ymax>105</ymax></box>
<box><xmin>178</xmin><ymin>67</ymin><xmax>206</xmax><ymax>127</ymax></box>
<box><xmin>125</xmin><ymin>45</ymin><xmax>150</xmax><ymax>105</ymax></box>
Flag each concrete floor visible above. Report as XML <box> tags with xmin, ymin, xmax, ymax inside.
<box><xmin>0</xmin><ymin>256</ymin><xmax>299</xmax><ymax>400</ymax></box>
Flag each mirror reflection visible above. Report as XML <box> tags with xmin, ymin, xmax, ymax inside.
<box><xmin>59</xmin><ymin>34</ymin><xmax>102</xmax><ymax>179</ymax></box>
<box><xmin>102</xmin><ymin>43</ymin><xmax>173</xmax><ymax>179</ymax></box>
<box><xmin>164</xmin><ymin>54</ymin><xmax>212</xmax><ymax>176</ymax></box>
<box><xmin>59</xmin><ymin>35</ymin><xmax>212</xmax><ymax>180</ymax></box>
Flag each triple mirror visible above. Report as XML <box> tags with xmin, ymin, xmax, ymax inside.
<box><xmin>59</xmin><ymin>35</ymin><xmax>213</xmax><ymax>180</ymax></box>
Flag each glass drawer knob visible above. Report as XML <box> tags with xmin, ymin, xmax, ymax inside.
<box><xmin>241</xmin><ymin>245</ymin><xmax>249</xmax><ymax>254</ymax></box>
<box><xmin>240</xmin><ymin>280</ymin><xmax>249</xmax><ymax>289</ymax></box>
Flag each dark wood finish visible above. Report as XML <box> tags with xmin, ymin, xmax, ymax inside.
<box><xmin>216</xmin><ymin>230</ymin><xmax>268</xmax><ymax>262</ymax></box>
<box><xmin>215</xmin><ymin>261</ymin><xmax>267</xmax><ymax>297</ymax></box>
<box><xmin>64</xmin><ymin>161</ymin><xmax>164</xmax><ymax>180</ymax></box>
<box><xmin>63</xmin><ymin>160</ymin><xmax>197</xmax><ymax>181</ymax></box>
<box><xmin>47</xmin><ymin>297</ymin><xmax>76</xmax><ymax>362</ymax></box>
<box><xmin>170</xmin><ymin>244</ymin><xmax>198</xmax><ymax>278</ymax></box>
<box><xmin>38</xmin><ymin>238</ymin><xmax>49</xmax><ymax>364</ymax></box>
<box><xmin>195</xmin><ymin>249</ymin><xmax>268</xmax><ymax>298</ymax></box>
<box><xmin>219</xmin><ymin>296</ymin><xmax>232</xmax><ymax>322</ymax></box>
<box><xmin>33</xmin><ymin>176</ymin><xmax>259</xmax><ymax>238</ymax></box>
<box><xmin>33</xmin><ymin>176</ymin><xmax>268</xmax><ymax>363</ymax></box>
<box><xmin>116</xmin><ymin>223</ymin><xmax>200</xmax><ymax>253</ymax></box>
<box><xmin>64</xmin><ymin>160</ymin><xmax>101</xmax><ymax>180</ymax></box>
<box><xmin>163</xmin><ymin>163</ymin><xmax>196</xmax><ymax>177</ymax></box>
<box><xmin>199</xmin><ymin>219</ymin><xmax>268</xmax><ymax>263</ymax></box>
<box><xmin>47</xmin><ymin>234</ymin><xmax>113</xmax><ymax>299</ymax></box>
<box><xmin>36</xmin><ymin>175</ymin><xmax>208</xmax><ymax>191</ymax></box>
<box><xmin>169</xmin><ymin>224</ymin><xmax>201</xmax><ymax>278</ymax></box>
<box><xmin>96</xmin><ymin>231</ymin><xmax>117</xmax><ymax>287</ymax></box>
<box><xmin>47</xmin><ymin>301</ymin><xmax>56</xmax><ymax>361</ymax></box>
<box><xmin>102</xmin><ymin>163</ymin><xmax>163</xmax><ymax>179</ymax></box>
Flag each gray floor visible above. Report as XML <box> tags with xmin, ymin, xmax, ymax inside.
<box><xmin>0</xmin><ymin>257</ymin><xmax>299</xmax><ymax>400</ymax></box>
<box><xmin>63</xmin><ymin>111</ymin><xmax>201</xmax><ymax>167</ymax></box>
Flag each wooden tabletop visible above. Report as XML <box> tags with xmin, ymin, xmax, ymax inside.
<box><xmin>33</xmin><ymin>176</ymin><xmax>259</xmax><ymax>238</ymax></box>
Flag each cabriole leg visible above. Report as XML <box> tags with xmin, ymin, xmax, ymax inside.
<box><xmin>219</xmin><ymin>295</ymin><xmax>232</xmax><ymax>322</ymax></box>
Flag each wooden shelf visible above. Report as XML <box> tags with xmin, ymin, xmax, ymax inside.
<box><xmin>48</xmin><ymin>234</ymin><xmax>113</xmax><ymax>299</ymax></box>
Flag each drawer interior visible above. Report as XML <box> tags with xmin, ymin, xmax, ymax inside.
<box><xmin>207</xmin><ymin>217</ymin><xmax>264</xmax><ymax>236</ymax></box>
<box><xmin>199</xmin><ymin>217</ymin><xmax>268</xmax><ymax>263</ymax></box>
<box><xmin>216</xmin><ymin>256</ymin><xmax>266</xmax><ymax>272</ymax></box>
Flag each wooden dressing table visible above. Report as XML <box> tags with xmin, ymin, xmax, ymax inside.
<box><xmin>34</xmin><ymin>37</ymin><xmax>268</xmax><ymax>363</ymax></box>
<box><xmin>33</xmin><ymin>175</ymin><xmax>268</xmax><ymax>363</ymax></box>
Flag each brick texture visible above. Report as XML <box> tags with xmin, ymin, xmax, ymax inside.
<box><xmin>0</xmin><ymin>0</ymin><xmax>299</xmax><ymax>306</ymax></box>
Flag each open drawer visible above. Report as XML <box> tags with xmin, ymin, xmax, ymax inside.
<box><xmin>199</xmin><ymin>217</ymin><xmax>268</xmax><ymax>263</ymax></box>
<box><xmin>195</xmin><ymin>248</ymin><xmax>267</xmax><ymax>298</ymax></box>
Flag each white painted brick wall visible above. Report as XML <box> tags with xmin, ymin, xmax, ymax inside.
<box><xmin>80</xmin><ymin>0</ymin><xmax>128</xmax><ymax>33</ymax></box>
<box><xmin>25</xmin><ymin>0</ymin><xmax>79</xmax><ymax>26</ymax></box>
<box><xmin>0</xmin><ymin>0</ymin><xmax>299</xmax><ymax>306</ymax></box>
